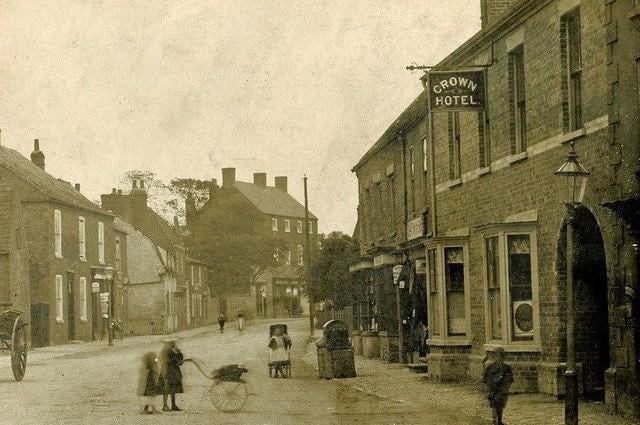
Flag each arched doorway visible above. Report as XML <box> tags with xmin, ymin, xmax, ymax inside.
<box><xmin>558</xmin><ymin>206</ymin><xmax>610</xmax><ymax>400</ymax></box>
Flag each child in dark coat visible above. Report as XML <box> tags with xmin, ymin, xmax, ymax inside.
<box><xmin>159</xmin><ymin>339</ymin><xmax>185</xmax><ymax>411</ymax></box>
<box><xmin>137</xmin><ymin>352</ymin><xmax>160</xmax><ymax>414</ymax></box>
<box><xmin>482</xmin><ymin>348</ymin><xmax>514</xmax><ymax>425</ymax></box>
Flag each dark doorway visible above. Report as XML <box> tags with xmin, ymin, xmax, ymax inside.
<box><xmin>67</xmin><ymin>273</ymin><xmax>75</xmax><ymax>341</ymax></box>
<box><xmin>30</xmin><ymin>303</ymin><xmax>50</xmax><ymax>347</ymax></box>
<box><xmin>561</xmin><ymin>207</ymin><xmax>610</xmax><ymax>400</ymax></box>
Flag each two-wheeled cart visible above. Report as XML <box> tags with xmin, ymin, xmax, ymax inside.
<box><xmin>187</xmin><ymin>360</ymin><xmax>249</xmax><ymax>413</ymax></box>
<box><xmin>0</xmin><ymin>309</ymin><xmax>28</xmax><ymax>381</ymax></box>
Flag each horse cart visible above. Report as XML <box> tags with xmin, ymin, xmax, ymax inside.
<box><xmin>0</xmin><ymin>310</ymin><xmax>28</xmax><ymax>381</ymax></box>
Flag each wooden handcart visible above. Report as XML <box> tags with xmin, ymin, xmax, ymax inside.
<box><xmin>0</xmin><ymin>309</ymin><xmax>28</xmax><ymax>381</ymax></box>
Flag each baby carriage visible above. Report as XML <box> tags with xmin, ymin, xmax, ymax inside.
<box><xmin>187</xmin><ymin>360</ymin><xmax>250</xmax><ymax>413</ymax></box>
<box><xmin>268</xmin><ymin>323</ymin><xmax>291</xmax><ymax>378</ymax></box>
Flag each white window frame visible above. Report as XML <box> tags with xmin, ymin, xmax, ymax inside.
<box><xmin>285</xmin><ymin>248</ymin><xmax>291</xmax><ymax>265</ymax></box>
<box><xmin>79</xmin><ymin>277</ymin><xmax>87</xmax><ymax>322</ymax></box>
<box><xmin>284</xmin><ymin>219</ymin><xmax>291</xmax><ymax>233</ymax></box>
<box><xmin>54</xmin><ymin>209</ymin><xmax>62</xmax><ymax>258</ymax></box>
<box><xmin>55</xmin><ymin>274</ymin><xmax>64</xmax><ymax>323</ymax></box>
<box><xmin>297</xmin><ymin>244</ymin><xmax>304</xmax><ymax>266</ymax></box>
<box><xmin>78</xmin><ymin>216</ymin><xmax>86</xmax><ymax>261</ymax></box>
<box><xmin>115</xmin><ymin>236</ymin><xmax>121</xmax><ymax>270</ymax></box>
<box><xmin>272</xmin><ymin>217</ymin><xmax>278</xmax><ymax>231</ymax></box>
<box><xmin>425</xmin><ymin>238</ymin><xmax>471</xmax><ymax>344</ymax></box>
<box><xmin>98</xmin><ymin>221</ymin><xmax>105</xmax><ymax>264</ymax></box>
<box><xmin>191</xmin><ymin>264</ymin><xmax>195</xmax><ymax>285</ymax></box>
<box><xmin>297</xmin><ymin>220</ymin><xmax>303</xmax><ymax>233</ymax></box>
<box><xmin>308</xmin><ymin>221</ymin><xmax>313</xmax><ymax>234</ymax></box>
<box><xmin>481</xmin><ymin>223</ymin><xmax>541</xmax><ymax>350</ymax></box>
<box><xmin>198</xmin><ymin>266</ymin><xmax>202</xmax><ymax>286</ymax></box>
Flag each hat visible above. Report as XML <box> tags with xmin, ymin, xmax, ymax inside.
<box><xmin>161</xmin><ymin>337</ymin><xmax>179</xmax><ymax>344</ymax></box>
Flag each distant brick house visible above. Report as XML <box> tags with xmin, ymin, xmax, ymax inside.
<box><xmin>351</xmin><ymin>0</ymin><xmax>640</xmax><ymax>417</ymax></box>
<box><xmin>0</xmin><ymin>140</ymin><xmax>118</xmax><ymax>347</ymax></box>
<box><xmin>184</xmin><ymin>257</ymin><xmax>214</xmax><ymax>329</ymax></box>
<box><xmin>186</xmin><ymin>168</ymin><xmax>318</xmax><ymax>319</ymax></box>
<box><xmin>102</xmin><ymin>182</ymin><xmax>185</xmax><ymax>335</ymax></box>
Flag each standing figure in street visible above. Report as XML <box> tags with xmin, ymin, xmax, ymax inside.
<box><xmin>482</xmin><ymin>348</ymin><xmax>514</xmax><ymax>425</ymax></box>
<box><xmin>159</xmin><ymin>339</ymin><xmax>185</xmax><ymax>412</ymax></box>
<box><xmin>217</xmin><ymin>314</ymin><xmax>226</xmax><ymax>333</ymax></box>
<box><xmin>137</xmin><ymin>352</ymin><xmax>160</xmax><ymax>414</ymax></box>
<box><xmin>237</xmin><ymin>312</ymin><xmax>245</xmax><ymax>333</ymax></box>
<box><xmin>268</xmin><ymin>326</ymin><xmax>291</xmax><ymax>378</ymax></box>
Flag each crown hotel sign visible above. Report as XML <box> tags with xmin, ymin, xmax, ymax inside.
<box><xmin>428</xmin><ymin>69</ymin><xmax>486</xmax><ymax>111</ymax></box>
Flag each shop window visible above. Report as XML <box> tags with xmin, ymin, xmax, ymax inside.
<box><xmin>445</xmin><ymin>247</ymin><xmax>466</xmax><ymax>336</ymax></box>
<box><xmin>508</xmin><ymin>235</ymin><xmax>534</xmax><ymax>341</ymax></box>
<box><xmin>427</xmin><ymin>248</ymin><xmax>440</xmax><ymax>336</ymax></box>
<box><xmin>482</xmin><ymin>229</ymin><xmax>538</xmax><ymax>345</ymax></box>
<box><xmin>485</xmin><ymin>237</ymin><xmax>501</xmax><ymax>340</ymax></box>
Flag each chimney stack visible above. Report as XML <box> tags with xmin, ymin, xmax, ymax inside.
<box><xmin>222</xmin><ymin>168</ymin><xmax>236</xmax><ymax>187</ymax></box>
<box><xmin>208</xmin><ymin>178</ymin><xmax>219</xmax><ymax>199</ymax></box>
<box><xmin>111</xmin><ymin>188</ymin><xmax>116</xmax><ymax>194</ymax></box>
<box><xmin>74</xmin><ymin>183</ymin><xmax>81</xmax><ymax>191</ymax></box>
<box><xmin>30</xmin><ymin>139</ymin><xmax>45</xmax><ymax>170</ymax></box>
<box><xmin>173</xmin><ymin>216</ymin><xmax>179</xmax><ymax>227</ymax></box>
<box><xmin>253</xmin><ymin>172</ymin><xmax>267</xmax><ymax>187</ymax></box>
<box><xmin>274</xmin><ymin>176</ymin><xmax>288</xmax><ymax>193</ymax></box>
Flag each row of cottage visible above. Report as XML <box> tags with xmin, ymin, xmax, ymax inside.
<box><xmin>0</xmin><ymin>139</ymin><xmax>317</xmax><ymax>348</ymax></box>
<box><xmin>349</xmin><ymin>0</ymin><xmax>640</xmax><ymax>417</ymax></box>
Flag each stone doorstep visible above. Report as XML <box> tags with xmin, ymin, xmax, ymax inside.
<box><xmin>407</xmin><ymin>363</ymin><xmax>429</xmax><ymax>373</ymax></box>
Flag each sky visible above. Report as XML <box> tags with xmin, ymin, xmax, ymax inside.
<box><xmin>0</xmin><ymin>0</ymin><xmax>480</xmax><ymax>234</ymax></box>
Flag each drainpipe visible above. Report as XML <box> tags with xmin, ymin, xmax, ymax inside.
<box><xmin>398</xmin><ymin>131</ymin><xmax>407</xmax><ymax>362</ymax></box>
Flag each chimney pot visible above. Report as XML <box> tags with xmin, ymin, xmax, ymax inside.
<box><xmin>75</xmin><ymin>183</ymin><xmax>81</xmax><ymax>191</ymax></box>
<box><xmin>30</xmin><ymin>138</ymin><xmax>45</xmax><ymax>170</ymax></box>
<box><xmin>222</xmin><ymin>168</ymin><xmax>236</xmax><ymax>187</ymax></box>
<box><xmin>117</xmin><ymin>189</ymin><xmax>123</xmax><ymax>195</ymax></box>
<box><xmin>112</xmin><ymin>188</ymin><xmax>116</xmax><ymax>194</ymax></box>
<box><xmin>274</xmin><ymin>176</ymin><xmax>288</xmax><ymax>193</ymax></box>
<box><xmin>173</xmin><ymin>216</ymin><xmax>179</xmax><ymax>226</ymax></box>
<box><xmin>253</xmin><ymin>172</ymin><xmax>267</xmax><ymax>187</ymax></box>
<box><xmin>132</xmin><ymin>179</ymin><xmax>138</xmax><ymax>190</ymax></box>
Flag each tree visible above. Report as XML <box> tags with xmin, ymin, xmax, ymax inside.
<box><xmin>187</xmin><ymin>198</ymin><xmax>287</xmax><ymax>295</ymax></box>
<box><xmin>307</xmin><ymin>232</ymin><xmax>359</xmax><ymax>310</ymax></box>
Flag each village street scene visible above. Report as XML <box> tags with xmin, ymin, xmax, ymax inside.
<box><xmin>1</xmin><ymin>0</ymin><xmax>640</xmax><ymax>424</ymax></box>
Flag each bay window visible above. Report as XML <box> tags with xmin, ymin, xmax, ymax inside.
<box><xmin>426</xmin><ymin>239</ymin><xmax>469</xmax><ymax>341</ymax></box>
<box><xmin>482</xmin><ymin>227</ymin><xmax>539</xmax><ymax>346</ymax></box>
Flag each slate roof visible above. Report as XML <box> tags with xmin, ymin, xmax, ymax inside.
<box><xmin>352</xmin><ymin>90</ymin><xmax>428</xmax><ymax>172</ymax></box>
<box><xmin>234</xmin><ymin>181</ymin><xmax>317</xmax><ymax>220</ymax></box>
<box><xmin>115</xmin><ymin>217</ymin><xmax>166</xmax><ymax>284</ymax></box>
<box><xmin>0</xmin><ymin>145</ymin><xmax>108</xmax><ymax>216</ymax></box>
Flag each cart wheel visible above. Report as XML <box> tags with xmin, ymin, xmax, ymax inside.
<box><xmin>210</xmin><ymin>380</ymin><xmax>248</xmax><ymax>413</ymax></box>
<box><xmin>11</xmin><ymin>318</ymin><xmax>27</xmax><ymax>381</ymax></box>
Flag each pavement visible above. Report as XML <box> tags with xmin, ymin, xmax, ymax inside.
<box><xmin>302</xmin><ymin>338</ymin><xmax>640</xmax><ymax>425</ymax></box>
<box><xmin>0</xmin><ymin>318</ymin><xmax>637</xmax><ymax>424</ymax></box>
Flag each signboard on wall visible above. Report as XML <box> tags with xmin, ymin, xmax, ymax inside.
<box><xmin>406</xmin><ymin>215</ymin><xmax>425</xmax><ymax>241</ymax></box>
<box><xmin>428</xmin><ymin>69</ymin><xmax>486</xmax><ymax>111</ymax></box>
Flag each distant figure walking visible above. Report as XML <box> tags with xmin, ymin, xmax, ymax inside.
<box><xmin>482</xmin><ymin>348</ymin><xmax>514</xmax><ymax>425</ymax></box>
<box><xmin>237</xmin><ymin>312</ymin><xmax>245</xmax><ymax>333</ymax></box>
<box><xmin>137</xmin><ymin>352</ymin><xmax>160</xmax><ymax>414</ymax></box>
<box><xmin>217</xmin><ymin>314</ymin><xmax>226</xmax><ymax>334</ymax></box>
<box><xmin>159</xmin><ymin>339</ymin><xmax>185</xmax><ymax>412</ymax></box>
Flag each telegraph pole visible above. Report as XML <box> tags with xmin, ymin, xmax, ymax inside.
<box><xmin>304</xmin><ymin>175</ymin><xmax>314</xmax><ymax>337</ymax></box>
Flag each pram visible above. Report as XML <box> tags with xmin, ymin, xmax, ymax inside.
<box><xmin>268</xmin><ymin>323</ymin><xmax>291</xmax><ymax>378</ymax></box>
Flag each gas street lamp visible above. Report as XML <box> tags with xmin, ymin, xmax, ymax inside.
<box><xmin>554</xmin><ymin>141</ymin><xmax>589</xmax><ymax>425</ymax></box>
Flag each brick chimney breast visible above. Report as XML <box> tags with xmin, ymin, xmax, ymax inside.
<box><xmin>222</xmin><ymin>168</ymin><xmax>236</xmax><ymax>187</ymax></box>
<box><xmin>30</xmin><ymin>139</ymin><xmax>45</xmax><ymax>170</ymax></box>
<box><xmin>274</xmin><ymin>176</ymin><xmax>288</xmax><ymax>193</ymax></box>
<box><xmin>254</xmin><ymin>172</ymin><xmax>267</xmax><ymax>187</ymax></box>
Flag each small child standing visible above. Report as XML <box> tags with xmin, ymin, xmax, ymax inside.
<box><xmin>137</xmin><ymin>352</ymin><xmax>160</xmax><ymax>414</ymax></box>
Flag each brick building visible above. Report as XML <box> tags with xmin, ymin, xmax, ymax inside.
<box><xmin>350</xmin><ymin>91</ymin><xmax>430</xmax><ymax>362</ymax></box>
<box><xmin>0</xmin><ymin>140</ymin><xmax>119</xmax><ymax>347</ymax></box>
<box><xmin>102</xmin><ymin>181</ymin><xmax>185</xmax><ymax>334</ymax></box>
<box><xmin>186</xmin><ymin>168</ymin><xmax>318</xmax><ymax>319</ymax></box>
<box><xmin>351</xmin><ymin>0</ymin><xmax>640</xmax><ymax>417</ymax></box>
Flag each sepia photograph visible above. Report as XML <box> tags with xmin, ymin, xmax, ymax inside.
<box><xmin>0</xmin><ymin>0</ymin><xmax>639</xmax><ymax>424</ymax></box>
